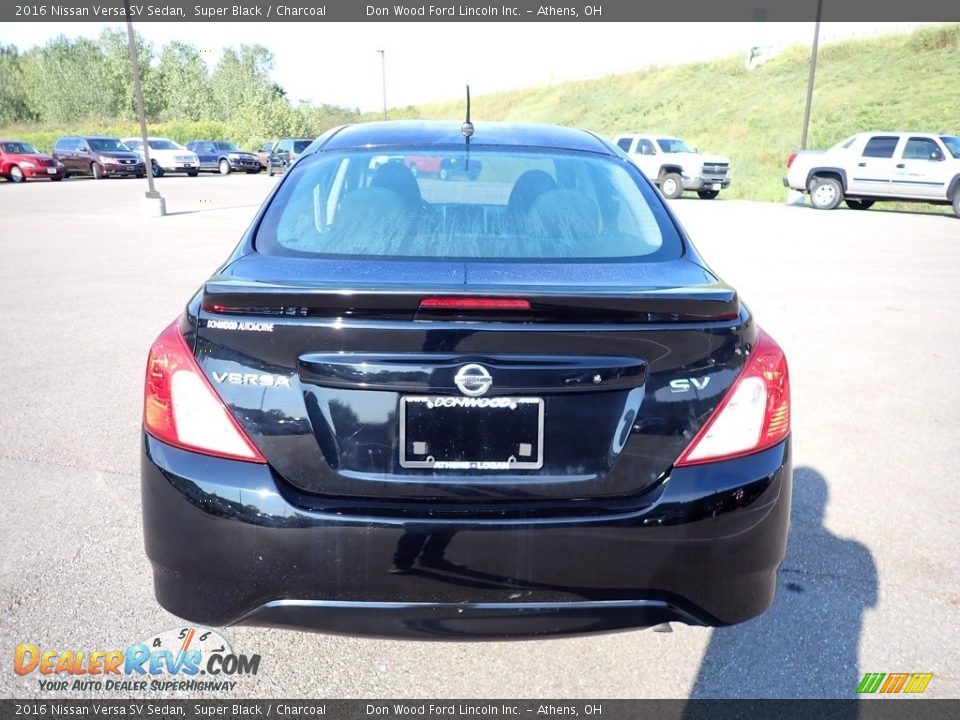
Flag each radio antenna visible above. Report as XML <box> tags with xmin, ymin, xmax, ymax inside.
<box><xmin>461</xmin><ymin>85</ymin><xmax>474</xmax><ymax>142</ymax></box>
<box><xmin>461</xmin><ymin>85</ymin><xmax>474</xmax><ymax>172</ymax></box>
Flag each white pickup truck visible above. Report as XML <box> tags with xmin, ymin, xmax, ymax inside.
<box><xmin>785</xmin><ymin>131</ymin><xmax>960</xmax><ymax>217</ymax></box>
<box><xmin>614</xmin><ymin>133</ymin><xmax>731</xmax><ymax>199</ymax></box>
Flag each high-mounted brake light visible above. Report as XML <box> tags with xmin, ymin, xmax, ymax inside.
<box><xmin>419</xmin><ymin>297</ymin><xmax>531</xmax><ymax>311</ymax></box>
<box><xmin>143</xmin><ymin>321</ymin><xmax>266</xmax><ymax>463</ymax></box>
<box><xmin>675</xmin><ymin>328</ymin><xmax>790</xmax><ymax>467</ymax></box>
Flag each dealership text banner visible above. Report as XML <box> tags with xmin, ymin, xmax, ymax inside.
<box><xmin>5</xmin><ymin>0</ymin><xmax>960</xmax><ymax>22</ymax></box>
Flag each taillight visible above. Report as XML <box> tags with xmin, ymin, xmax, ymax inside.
<box><xmin>143</xmin><ymin>320</ymin><xmax>266</xmax><ymax>463</ymax></box>
<box><xmin>675</xmin><ymin>328</ymin><xmax>790</xmax><ymax>467</ymax></box>
<box><xmin>787</xmin><ymin>152</ymin><xmax>798</xmax><ymax>169</ymax></box>
<box><xmin>419</xmin><ymin>297</ymin><xmax>531</xmax><ymax>310</ymax></box>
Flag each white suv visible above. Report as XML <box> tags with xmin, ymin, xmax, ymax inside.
<box><xmin>785</xmin><ymin>131</ymin><xmax>960</xmax><ymax>217</ymax></box>
<box><xmin>121</xmin><ymin>137</ymin><xmax>199</xmax><ymax>177</ymax></box>
<box><xmin>614</xmin><ymin>133</ymin><xmax>731</xmax><ymax>199</ymax></box>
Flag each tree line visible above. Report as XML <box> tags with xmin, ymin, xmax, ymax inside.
<box><xmin>0</xmin><ymin>31</ymin><xmax>363</xmax><ymax>147</ymax></box>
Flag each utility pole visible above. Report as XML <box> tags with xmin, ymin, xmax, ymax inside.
<box><xmin>377</xmin><ymin>49</ymin><xmax>387</xmax><ymax>120</ymax></box>
<box><xmin>124</xmin><ymin>0</ymin><xmax>165</xmax><ymax>215</ymax></box>
<box><xmin>800</xmin><ymin>0</ymin><xmax>824</xmax><ymax>150</ymax></box>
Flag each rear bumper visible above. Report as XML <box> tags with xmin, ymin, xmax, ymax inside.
<box><xmin>783</xmin><ymin>176</ymin><xmax>806</xmax><ymax>191</ymax></box>
<box><xmin>142</xmin><ymin>435</ymin><xmax>792</xmax><ymax>638</ymax></box>
<box><xmin>683</xmin><ymin>176</ymin><xmax>731</xmax><ymax>191</ymax></box>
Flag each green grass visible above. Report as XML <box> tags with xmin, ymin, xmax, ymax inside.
<box><xmin>394</xmin><ymin>24</ymin><xmax>960</xmax><ymax>202</ymax></box>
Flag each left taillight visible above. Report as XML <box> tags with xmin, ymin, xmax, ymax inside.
<box><xmin>143</xmin><ymin>320</ymin><xmax>266</xmax><ymax>463</ymax></box>
<box><xmin>675</xmin><ymin>327</ymin><xmax>790</xmax><ymax>467</ymax></box>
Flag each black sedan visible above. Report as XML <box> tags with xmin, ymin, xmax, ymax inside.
<box><xmin>142</xmin><ymin>121</ymin><xmax>792</xmax><ymax>639</ymax></box>
<box><xmin>186</xmin><ymin>140</ymin><xmax>261</xmax><ymax>175</ymax></box>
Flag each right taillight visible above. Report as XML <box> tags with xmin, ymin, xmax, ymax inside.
<box><xmin>143</xmin><ymin>320</ymin><xmax>266</xmax><ymax>463</ymax></box>
<box><xmin>675</xmin><ymin>328</ymin><xmax>790</xmax><ymax>467</ymax></box>
<box><xmin>787</xmin><ymin>152</ymin><xmax>798</xmax><ymax>169</ymax></box>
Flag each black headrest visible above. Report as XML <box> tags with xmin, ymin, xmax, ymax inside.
<box><xmin>507</xmin><ymin>170</ymin><xmax>558</xmax><ymax>215</ymax></box>
<box><xmin>370</xmin><ymin>162</ymin><xmax>422</xmax><ymax>208</ymax></box>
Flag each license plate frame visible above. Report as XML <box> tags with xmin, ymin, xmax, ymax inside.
<box><xmin>399</xmin><ymin>395</ymin><xmax>544</xmax><ymax>471</ymax></box>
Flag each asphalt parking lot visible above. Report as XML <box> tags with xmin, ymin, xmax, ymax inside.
<box><xmin>1</xmin><ymin>174</ymin><xmax>958</xmax><ymax>699</ymax></box>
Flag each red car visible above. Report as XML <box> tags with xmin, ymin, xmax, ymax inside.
<box><xmin>404</xmin><ymin>155</ymin><xmax>444</xmax><ymax>177</ymax></box>
<box><xmin>0</xmin><ymin>140</ymin><xmax>65</xmax><ymax>183</ymax></box>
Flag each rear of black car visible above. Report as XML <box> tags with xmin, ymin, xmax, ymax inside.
<box><xmin>141</xmin><ymin>122</ymin><xmax>791</xmax><ymax>638</ymax></box>
<box><xmin>267</xmin><ymin>138</ymin><xmax>313</xmax><ymax>176</ymax></box>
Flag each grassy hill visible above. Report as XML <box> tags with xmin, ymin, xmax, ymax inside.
<box><xmin>396</xmin><ymin>24</ymin><xmax>960</xmax><ymax>201</ymax></box>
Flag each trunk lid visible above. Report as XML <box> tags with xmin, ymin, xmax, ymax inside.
<box><xmin>192</xmin><ymin>253</ymin><xmax>748</xmax><ymax>504</ymax></box>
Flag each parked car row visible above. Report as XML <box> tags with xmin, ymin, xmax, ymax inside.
<box><xmin>0</xmin><ymin>134</ymin><xmax>280</xmax><ymax>183</ymax></box>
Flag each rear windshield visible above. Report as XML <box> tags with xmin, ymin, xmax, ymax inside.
<box><xmin>88</xmin><ymin>138</ymin><xmax>129</xmax><ymax>152</ymax></box>
<box><xmin>293</xmin><ymin>140</ymin><xmax>312</xmax><ymax>153</ymax></box>
<box><xmin>255</xmin><ymin>147</ymin><xmax>681</xmax><ymax>262</ymax></box>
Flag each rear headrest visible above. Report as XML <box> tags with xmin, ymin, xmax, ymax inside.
<box><xmin>529</xmin><ymin>189</ymin><xmax>600</xmax><ymax>239</ymax></box>
<box><xmin>370</xmin><ymin>162</ymin><xmax>422</xmax><ymax>208</ymax></box>
<box><xmin>334</xmin><ymin>187</ymin><xmax>412</xmax><ymax>253</ymax></box>
<box><xmin>507</xmin><ymin>170</ymin><xmax>558</xmax><ymax>215</ymax></box>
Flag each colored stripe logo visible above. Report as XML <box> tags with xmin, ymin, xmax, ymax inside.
<box><xmin>857</xmin><ymin>672</ymin><xmax>933</xmax><ymax>694</ymax></box>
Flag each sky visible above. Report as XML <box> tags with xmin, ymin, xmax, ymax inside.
<box><xmin>0</xmin><ymin>22</ymin><xmax>937</xmax><ymax>111</ymax></box>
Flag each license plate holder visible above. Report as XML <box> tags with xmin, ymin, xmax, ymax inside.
<box><xmin>400</xmin><ymin>396</ymin><xmax>544</xmax><ymax>470</ymax></box>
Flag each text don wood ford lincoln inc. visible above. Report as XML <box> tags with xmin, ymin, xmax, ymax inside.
<box><xmin>13</xmin><ymin>627</ymin><xmax>260</xmax><ymax>692</ymax></box>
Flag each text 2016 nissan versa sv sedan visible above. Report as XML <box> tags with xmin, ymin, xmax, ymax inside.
<box><xmin>142</xmin><ymin>121</ymin><xmax>791</xmax><ymax>639</ymax></box>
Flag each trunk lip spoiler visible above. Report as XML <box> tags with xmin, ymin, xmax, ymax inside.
<box><xmin>201</xmin><ymin>283</ymin><xmax>740</xmax><ymax>322</ymax></box>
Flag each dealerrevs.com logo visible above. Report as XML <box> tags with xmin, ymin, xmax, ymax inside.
<box><xmin>14</xmin><ymin>627</ymin><xmax>260</xmax><ymax>692</ymax></box>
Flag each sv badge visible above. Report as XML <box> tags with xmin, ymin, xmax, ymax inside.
<box><xmin>670</xmin><ymin>377</ymin><xmax>711</xmax><ymax>393</ymax></box>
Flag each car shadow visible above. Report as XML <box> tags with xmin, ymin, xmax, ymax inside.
<box><xmin>683</xmin><ymin>466</ymin><xmax>877</xmax><ymax>707</ymax></box>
